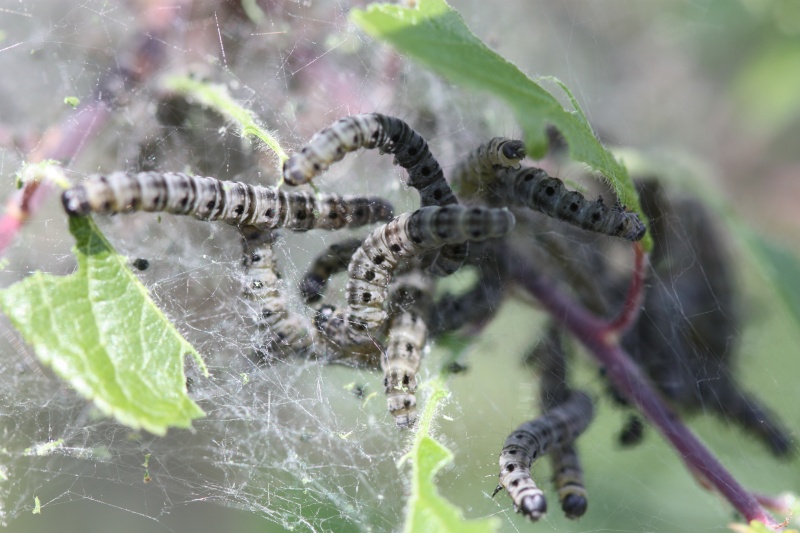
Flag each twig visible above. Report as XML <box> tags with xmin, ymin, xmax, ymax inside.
<box><xmin>603</xmin><ymin>242</ymin><xmax>647</xmax><ymax>336</ymax></box>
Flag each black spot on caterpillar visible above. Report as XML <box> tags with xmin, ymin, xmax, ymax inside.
<box><xmin>62</xmin><ymin>171</ymin><xmax>394</xmax><ymax>231</ymax></box>
<box><xmin>494</xmin><ymin>390</ymin><xmax>594</xmax><ymax>522</ymax></box>
<box><xmin>316</xmin><ymin>205</ymin><xmax>514</xmax><ymax>350</ymax></box>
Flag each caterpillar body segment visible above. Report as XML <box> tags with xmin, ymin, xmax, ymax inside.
<box><xmin>382</xmin><ymin>271</ymin><xmax>433</xmax><ymax>428</ymax></box>
<box><xmin>300</xmin><ymin>238</ymin><xmax>363</xmax><ymax>303</ymax></box>
<box><xmin>496</xmin><ymin>390</ymin><xmax>594</xmax><ymax>521</ymax></box>
<box><xmin>241</xmin><ymin>228</ymin><xmax>314</xmax><ymax>358</ymax></box>
<box><xmin>490</xmin><ymin>167</ymin><xmax>646</xmax><ymax>241</ymax></box>
<box><xmin>62</xmin><ymin>171</ymin><xmax>394</xmax><ymax>231</ymax></box>
<box><xmin>450</xmin><ymin>137</ymin><xmax>527</xmax><ymax>199</ymax></box>
<box><xmin>282</xmin><ymin>113</ymin><xmax>457</xmax><ymax>208</ymax></box>
<box><xmin>317</xmin><ymin>206</ymin><xmax>515</xmax><ymax>349</ymax></box>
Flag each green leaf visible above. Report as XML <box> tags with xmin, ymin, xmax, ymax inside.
<box><xmin>351</xmin><ymin>0</ymin><xmax>651</xmax><ymax>251</ymax></box>
<box><xmin>0</xmin><ymin>216</ymin><xmax>206</xmax><ymax>436</ymax></box>
<box><xmin>399</xmin><ymin>377</ymin><xmax>500</xmax><ymax>533</ymax></box>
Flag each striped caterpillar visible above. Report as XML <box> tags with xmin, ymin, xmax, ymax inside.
<box><xmin>241</xmin><ymin>227</ymin><xmax>314</xmax><ymax>358</ymax></box>
<box><xmin>283</xmin><ymin>113</ymin><xmax>475</xmax><ymax>277</ymax></box>
<box><xmin>62</xmin><ymin>171</ymin><xmax>394</xmax><ymax>231</ymax></box>
<box><xmin>534</xmin><ymin>325</ymin><xmax>589</xmax><ymax>520</ymax></box>
<box><xmin>382</xmin><ymin>271</ymin><xmax>433</xmax><ymax>428</ymax></box>
<box><xmin>494</xmin><ymin>390</ymin><xmax>594</xmax><ymax>521</ymax></box>
<box><xmin>491</xmin><ymin>166</ymin><xmax>646</xmax><ymax>241</ymax></box>
<box><xmin>315</xmin><ymin>205</ymin><xmax>515</xmax><ymax>350</ymax></box>
<box><xmin>283</xmin><ymin>113</ymin><xmax>457</xmax><ymax>208</ymax></box>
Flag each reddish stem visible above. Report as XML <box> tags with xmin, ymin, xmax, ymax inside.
<box><xmin>509</xmin><ymin>252</ymin><xmax>778</xmax><ymax>528</ymax></box>
<box><xmin>604</xmin><ymin>242</ymin><xmax>647</xmax><ymax>336</ymax></box>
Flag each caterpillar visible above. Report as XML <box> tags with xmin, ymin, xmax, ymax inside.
<box><xmin>241</xmin><ymin>227</ymin><xmax>314</xmax><ymax>359</ymax></box>
<box><xmin>494</xmin><ymin>390</ymin><xmax>594</xmax><ymax>521</ymax></box>
<box><xmin>623</xmin><ymin>178</ymin><xmax>793</xmax><ymax>456</ymax></box>
<box><xmin>490</xmin><ymin>166</ymin><xmax>646</xmax><ymax>241</ymax></box>
<box><xmin>449</xmin><ymin>137</ymin><xmax>527</xmax><ymax>199</ymax></box>
<box><xmin>316</xmin><ymin>205</ymin><xmax>515</xmax><ymax>350</ymax></box>
<box><xmin>534</xmin><ymin>325</ymin><xmax>589</xmax><ymax>520</ymax></box>
<box><xmin>62</xmin><ymin>171</ymin><xmax>394</xmax><ymax>231</ymax></box>
<box><xmin>283</xmin><ymin>113</ymin><xmax>475</xmax><ymax>277</ymax></box>
<box><xmin>382</xmin><ymin>272</ymin><xmax>433</xmax><ymax>428</ymax></box>
<box><xmin>282</xmin><ymin>113</ymin><xmax>457</xmax><ymax>208</ymax></box>
<box><xmin>300</xmin><ymin>238</ymin><xmax>363</xmax><ymax>303</ymax></box>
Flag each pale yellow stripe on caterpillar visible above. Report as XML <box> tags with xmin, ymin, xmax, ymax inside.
<box><xmin>62</xmin><ymin>171</ymin><xmax>394</xmax><ymax>231</ymax></box>
<box><xmin>492</xmin><ymin>166</ymin><xmax>646</xmax><ymax>241</ymax></box>
<box><xmin>316</xmin><ymin>206</ymin><xmax>515</xmax><ymax>350</ymax></box>
<box><xmin>241</xmin><ymin>227</ymin><xmax>314</xmax><ymax>359</ymax></box>
<box><xmin>283</xmin><ymin>113</ymin><xmax>457</xmax><ymax>208</ymax></box>
<box><xmin>449</xmin><ymin>137</ymin><xmax>527</xmax><ymax>199</ymax></box>
<box><xmin>494</xmin><ymin>390</ymin><xmax>594</xmax><ymax>521</ymax></box>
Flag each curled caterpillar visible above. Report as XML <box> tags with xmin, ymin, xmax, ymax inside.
<box><xmin>283</xmin><ymin>113</ymin><xmax>457</xmax><ymax>208</ymax></box>
<box><xmin>241</xmin><ymin>227</ymin><xmax>314</xmax><ymax>359</ymax></box>
<box><xmin>300</xmin><ymin>238</ymin><xmax>363</xmax><ymax>303</ymax></box>
<box><xmin>62</xmin><ymin>171</ymin><xmax>394</xmax><ymax>231</ymax></box>
<box><xmin>449</xmin><ymin>137</ymin><xmax>527</xmax><ymax>199</ymax></box>
<box><xmin>494</xmin><ymin>390</ymin><xmax>594</xmax><ymax>521</ymax></box>
<box><xmin>534</xmin><ymin>325</ymin><xmax>589</xmax><ymax>520</ymax></box>
<box><xmin>283</xmin><ymin>113</ymin><xmax>471</xmax><ymax>277</ymax></box>
<box><xmin>491</xmin><ymin>166</ymin><xmax>646</xmax><ymax>241</ymax></box>
<box><xmin>316</xmin><ymin>205</ymin><xmax>515</xmax><ymax>350</ymax></box>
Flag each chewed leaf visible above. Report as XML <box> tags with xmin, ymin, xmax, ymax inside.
<box><xmin>351</xmin><ymin>0</ymin><xmax>651</xmax><ymax>251</ymax></box>
<box><xmin>400</xmin><ymin>377</ymin><xmax>499</xmax><ymax>533</ymax></box>
<box><xmin>0</xmin><ymin>216</ymin><xmax>205</xmax><ymax>436</ymax></box>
